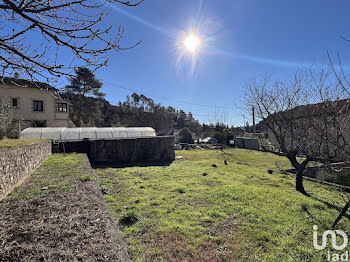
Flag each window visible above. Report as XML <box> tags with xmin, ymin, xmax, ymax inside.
<box><xmin>33</xmin><ymin>120</ymin><xmax>47</xmax><ymax>127</ymax></box>
<box><xmin>33</xmin><ymin>100</ymin><xmax>44</xmax><ymax>112</ymax></box>
<box><xmin>12</xmin><ymin>98</ymin><xmax>18</xmax><ymax>108</ymax></box>
<box><xmin>56</xmin><ymin>102</ymin><xmax>68</xmax><ymax>112</ymax></box>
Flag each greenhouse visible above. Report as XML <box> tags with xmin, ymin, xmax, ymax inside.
<box><xmin>19</xmin><ymin>127</ymin><xmax>174</xmax><ymax>164</ymax></box>
<box><xmin>20</xmin><ymin>127</ymin><xmax>156</xmax><ymax>142</ymax></box>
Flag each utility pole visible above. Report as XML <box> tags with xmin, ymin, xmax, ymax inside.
<box><xmin>252</xmin><ymin>106</ymin><xmax>256</xmax><ymax>137</ymax></box>
<box><xmin>242</xmin><ymin>114</ymin><xmax>246</xmax><ymax>136</ymax></box>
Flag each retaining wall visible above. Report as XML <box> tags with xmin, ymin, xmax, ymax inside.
<box><xmin>54</xmin><ymin>136</ymin><xmax>175</xmax><ymax>164</ymax></box>
<box><xmin>305</xmin><ymin>167</ymin><xmax>350</xmax><ymax>187</ymax></box>
<box><xmin>90</xmin><ymin>136</ymin><xmax>175</xmax><ymax>164</ymax></box>
<box><xmin>0</xmin><ymin>140</ymin><xmax>51</xmax><ymax>201</ymax></box>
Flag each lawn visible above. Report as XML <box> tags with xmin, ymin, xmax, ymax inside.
<box><xmin>0</xmin><ymin>138</ymin><xmax>42</xmax><ymax>148</ymax></box>
<box><xmin>96</xmin><ymin>149</ymin><xmax>350</xmax><ymax>262</ymax></box>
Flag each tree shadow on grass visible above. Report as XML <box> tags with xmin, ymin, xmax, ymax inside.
<box><xmin>309</xmin><ymin>195</ymin><xmax>350</xmax><ymax>224</ymax></box>
<box><xmin>303</xmin><ymin>208</ymin><xmax>329</xmax><ymax>228</ymax></box>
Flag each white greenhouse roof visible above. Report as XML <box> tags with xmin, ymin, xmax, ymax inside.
<box><xmin>20</xmin><ymin>127</ymin><xmax>156</xmax><ymax>142</ymax></box>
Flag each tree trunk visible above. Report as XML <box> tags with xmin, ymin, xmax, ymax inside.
<box><xmin>332</xmin><ymin>200</ymin><xmax>350</xmax><ymax>229</ymax></box>
<box><xmin>288</xmin><ymin>154</ymin><xmax>310</xmax><ymax>196</ymax></box>
<box><xmin>296</xmin><ymin>169</ymin><xmax>309</xmax><ymax>196</ymax></box>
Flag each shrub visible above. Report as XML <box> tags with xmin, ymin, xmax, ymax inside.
<box><xmin>179</xmin><ymin>128</ymin><xmax>193</xmax><ymax>144</ymax></box>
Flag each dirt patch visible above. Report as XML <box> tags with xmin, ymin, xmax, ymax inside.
<box><xmin>198</xmin><ymin>215</ymin><xmax>240</xmax><ymax>262</ymax></box>
<box><xmin>131</xmin><ymin>215</ymin><xmax>244</xmax><ymax>262</ymax></box>
<box><xmin>120</xmin><ymin>213</ymin><xmax>139</xmax><ymax>227</ymax></box>
<box><xmin>0</xmin><ymin>154</ymin><xmax>129</xmax><ymax>262</ymax></box>
<box><xmin>133</xmin><ymin>227</ymin><xmax>194</xmax><ymax>262</ymax></box>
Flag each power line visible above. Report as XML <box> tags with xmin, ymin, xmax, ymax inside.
<box><xmin>103</xmin><ymin>81</ymin><xmax>228</xmax><ymax>109</ymax></box>
<box><xmin>103</xmin><ymin>81</ymin><xmax>244</xmax><ymax>126</ymax></box>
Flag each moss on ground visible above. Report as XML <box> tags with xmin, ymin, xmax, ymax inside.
<box><xmin>0</xmin><ymin>139</ymin><xmax>42</xmax><ymax>148</ymax></box>
<box><xmin>97</xmin><ymin>149</ymin><xmax>350</xmax><ymax>262</ymax></box>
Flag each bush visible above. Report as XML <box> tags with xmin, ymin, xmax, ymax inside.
<box><xmin>179</xmin><ymin>128</ymin><xmax>193</xmax><ymax>144</ymax></box>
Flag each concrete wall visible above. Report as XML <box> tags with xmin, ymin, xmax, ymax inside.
<box><xmin>55</xmin><ymin>136</ymin><xmax>175</xmax><ymax>164</ymax></box>
<box><xmin>91</xmin><ymin>136</ymin><xmax>175</xmax><ymax>164</ymax></box>
<box><xmin>235</xmin><ymin>137</ymin><xmax>260</xmax><ymax>150</ymax></box>
<box><xmin>0</xmin><ymin>85</ymin><xmax>70</xmax><ymax>128</ymax></box>
<box><xmin>305</xmin><ymin>166</ymin><xmax>350</xmax><ymax>187</ymax></box>
<box><xmin>267</xmin><ymin>129</ymin><xmax>280</xmax><ymax>151</ymax></box>
<box><xmin>0</xmin><ymin>140</ymin><xmax>51</xmax><ymax>201</ymax></box>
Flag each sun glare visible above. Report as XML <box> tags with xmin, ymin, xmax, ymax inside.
<box><xmin>183</xmin><ymin>34</ymin><xmax>201</xmax><ymax>53</ymax></box>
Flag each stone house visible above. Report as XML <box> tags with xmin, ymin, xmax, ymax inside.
<box><xmin>0</xmin><ymin>75</ymin><xmax>73</xmax><ymax>128</ymax></box>
<box><xmin>267</xmin><ymin>99</ymin><xmax>350</xmax><ymax>161</ymax></box>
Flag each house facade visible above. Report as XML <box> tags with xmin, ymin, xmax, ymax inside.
<box><xmin>0</xmin><ymin>76</ymin><xmax>72</xmax><ymax>128</ymax></box>
<box><xmin>266</xmin><ymin>100</ymin><xmax>350</xmax><ymax>161</ymax></box>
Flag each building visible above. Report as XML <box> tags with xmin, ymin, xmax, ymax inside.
<box><xmin>266</xmin><ymin>99</ymin><xmax>350</xmax><ymax>161</ymax></box>
<box><xmin>234</xmin><ymin>137</ymin><xmax>260</xmax><ymax>150</ymax></box>
<box><xmin>0</xmin><ymin>75</ymin><xmax>72</xmax><ymax>128</ymax></box>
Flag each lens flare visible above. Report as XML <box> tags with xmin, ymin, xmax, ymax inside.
<box><xmin>183</xmin><ymin>34</ymin><xmax>201</xmax><ymax>53</ymax></box>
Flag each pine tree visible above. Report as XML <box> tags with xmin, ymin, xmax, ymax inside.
<box><xmin>64</xmin><ymin>67</ymin><xmax>105</xmax><ymax>126</ymax></box>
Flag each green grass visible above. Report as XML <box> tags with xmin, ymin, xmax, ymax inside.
<box><xmin>79</xmin><ymin>174</ymin><xmax>95</xmax><ymax>182</ymax></box>
<box><xmin>96</xmin><ymin>149</ymin><xmax>350</xmax><ymax>261</ymax></box>
<box><xmin>0</xmin><ymin>138</ymin><xmax>42</xmax><ymax>148</ymax></box>
<box><xmin>10</xmin><ymin>153</ymin><xmax>86</xmax><ymax>200</ymax></box>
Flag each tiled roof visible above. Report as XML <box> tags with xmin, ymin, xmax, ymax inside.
<box><xmin>0</xmin><ymin>77</ymin><xmax>57</xmax><ymax>91</ymax></box>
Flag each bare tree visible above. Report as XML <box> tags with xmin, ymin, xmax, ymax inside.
<box><xmin>333</xmin><ymin>194</ymin><xmax>350</xmax><ymax>229</ymax></box>
<box><xmin>244</xmin><ymin>69</ymin><xmax>350</xmax><ymax>196</ymax></box>
<box><xmin>0</xmin><ymin>104</ymin><xmax>14</xmax><ymax>139</ymax></box>
<box><xmin>327</xmin><ymin>51</ymin><xmax>350</xmax><ymax>228</ymax></box>
<box><xmin>0</xmin><ymin>0</ymin><xmax>143</xmax><ymax>83</ymax></box>
<box><xmin>0</xmin><ymin>104</ymin><xmax>22</xmax><ymax>139</ymax></box>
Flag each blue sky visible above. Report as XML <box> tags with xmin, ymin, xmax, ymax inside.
<box><xmin>82</xmin><ymin>0</ymin><xmax>350</xmax><ymax>126</ymax></box>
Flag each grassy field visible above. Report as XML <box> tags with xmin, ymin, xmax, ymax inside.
<box><xmin>0</xmin><ymin>138</ymin><xmax>42</xmax><ymax>148</ymax></box>
<box><xmin>96</xmin><ymin>149</ymin><xmax>350</xmax><ymax>262</ymax></box>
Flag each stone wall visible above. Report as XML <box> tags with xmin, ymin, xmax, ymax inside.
<box><xmin>0</xmin><ymin>140</ymin><xmax>51</xmax><ymax>201</ymax></box>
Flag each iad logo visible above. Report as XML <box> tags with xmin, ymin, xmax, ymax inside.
<box><xmin>313</xmin><ymin>225</ymin><xmax>349</xmax><ymax>261</ymax></box>
<box><xmin>313</xmin><ymin>225</ymin><xmax>348</xmax><ymax>251</ymax></box>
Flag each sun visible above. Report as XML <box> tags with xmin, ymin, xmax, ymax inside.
<box><xmin>183</xmin><ymin>34</ymin><xmax>201</xmax><ymax>53</ymax></box>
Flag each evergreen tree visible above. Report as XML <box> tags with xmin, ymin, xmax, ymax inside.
<box><xmin>64</xmin><ymin>67</ymin><xmax>105</xmax><ymax>127</ymax></box>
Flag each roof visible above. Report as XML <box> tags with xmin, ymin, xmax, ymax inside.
<box><xmin>201</xmin><ymin>137</ymin><xmax>218</xmax><ymax>142</ymax></box>
<box><xmin>20</xmin><ymin>127</ymin><xmax>157</xmax><ymax>142</ymax></box>
<box><xmin>235</xmin><ymin>137</ymin><xmax>259</xmax><ymax>141</ymax></box>
<box><xmin>267</xmin><ymin>99</ymin><xmax>350</xmax><ymax>123</ymax></box>
<box><xmin>0</xmin><ymin>77</ymin><xmax>57</xmax><ymax>91</ymax></box>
